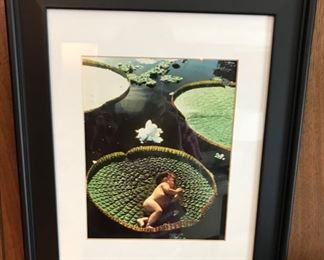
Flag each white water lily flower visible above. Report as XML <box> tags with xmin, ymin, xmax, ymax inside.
<box><xmin>214</xmin><ymin>153</ymin><xmax>226</xmax><ymax>161</ymax></box>
<box><xmin>135</xmin><ymin>120</ymin><xmax>163</xmax><ymax>144</ymax></box>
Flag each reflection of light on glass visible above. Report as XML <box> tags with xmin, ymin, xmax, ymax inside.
<box><xmin>119</xmin><ymin>97</ymin><xmax>146</xmax><ymax>113</ymax></box>
<box><xmin>82</xmin><ymin>66</ymin><xmax>129</xmax><ymax>111</ymax></box>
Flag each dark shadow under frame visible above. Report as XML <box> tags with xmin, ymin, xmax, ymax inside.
<box><xmin>5</xmin><ymin>0</ymin><xmax>317</xmax><ymax>259</ymax></box>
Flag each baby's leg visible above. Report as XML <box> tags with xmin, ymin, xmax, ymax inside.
<box><xmin>137</xmin><ymin>217</ymin><xmax>148</xmax><ymax>227</ymax></box>
<box><xmin>143</xmin><ymin>199</ymin><xmax>163</xmax><ymax>227</ymax></box>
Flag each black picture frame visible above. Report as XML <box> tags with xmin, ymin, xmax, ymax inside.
<box><xmin>5</xmin><ymin>0</ymin><xmax>317</xmax><ymax>259</ymax></box>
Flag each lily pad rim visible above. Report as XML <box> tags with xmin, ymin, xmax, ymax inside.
<box><xmin>87</xmin><ymin>145</ymin><xmax>218</xmax><ymax>192</ymax></box>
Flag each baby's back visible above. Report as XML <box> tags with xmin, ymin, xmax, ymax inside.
<box><xmin>150</xmin><ymin>183</ymin><xmax>171</xmax><ymax>208</ymax></box>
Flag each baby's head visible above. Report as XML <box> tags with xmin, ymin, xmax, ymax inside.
<box><xmin>156</xmin><ymin>170</ymin><xmax>176</xmax><ymax>187</ymax></box>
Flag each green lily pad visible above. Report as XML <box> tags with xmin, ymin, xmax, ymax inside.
<box><xmin>174</xmin><ymin>83</ymin><xmax>236</xmax><ymax>148</ymax></box>
<box><xmin>161</xmin><ymin>74</ymin><xmax>183</xmax><ymax>83</ymax></box>
<box><xmin>126</xmin><ymin>60</ymin><xmax>183</xmax><ymax>87</ymax></box>
<box><xmin>87</xmin><ymin>146</ymin><xmax>217</xmax><ymax>232</ymax></box>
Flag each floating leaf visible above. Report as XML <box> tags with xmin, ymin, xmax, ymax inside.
<box><xmin>117</xmin><ymin>63</ymin><xmax>137</xmax><ymax>74</ymax></box>
<box><xmin>87</xmin><ymin>146</ymin><xmax>217</xmax><ymax>233</ymax></box>
<box><xmin>173</xmin><ymin>82</ymin><xmax>236</xmax><ymax>148</ymax></box>
<box><xmin>124</xmin><ymin>60</ymin><xmax>182</xmax><ymax>87</ymax></box>
<box><xmin>160</xmin><ymin>75</ymin><xmax>183</xmax><ymax>83</ymax></box>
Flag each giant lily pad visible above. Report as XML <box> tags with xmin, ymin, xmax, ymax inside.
<box><xmin>173</xmin><ymin>82</ymin><xmax>236</xmax><ymax>149</ymax></box>
<box><xmin>82</xmin><ymin>59</ymin><xmax>130</xmax><ymax>112</ymax></box>
<box><xmin>87</xmin><ymin>146</ymin><xmax>217</xmax><ymax>232</ymax></box>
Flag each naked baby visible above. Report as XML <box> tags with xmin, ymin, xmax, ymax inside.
<box><xmin>137</xmin><ymin>170</ymin><xmax>184</xmax><ymax>228</ymax></box>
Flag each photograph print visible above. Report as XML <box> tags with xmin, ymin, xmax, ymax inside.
<box><xmin>82</xmin><ymin>56</ymin><xmax>237</xmax><ymax>239</ymax></box>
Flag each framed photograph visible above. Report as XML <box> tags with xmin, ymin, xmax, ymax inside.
<box><xmin>6</xmin><ymin>0</ymin><xmax>316</xmax><ymax>259</ymax></box>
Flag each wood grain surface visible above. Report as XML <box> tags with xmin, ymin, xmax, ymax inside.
<box><xmin>0</xmin><ymin>0</ymin><xmax>25</xmax><ymax>259</ymax></box>
<box><xmin>288</xmin><ymin>0</ymin><xmax>324</xmax><ymax>259</ymax></box>
<box><xmin>0</xmin><ymin>0</ymin><xmax>323</xmax><ymax>259</ymax></box>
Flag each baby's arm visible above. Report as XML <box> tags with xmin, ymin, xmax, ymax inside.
<box><xmin>161</xmin><ymin>183</ymin><xmax>183</xmax><ymax>195</ymax></box>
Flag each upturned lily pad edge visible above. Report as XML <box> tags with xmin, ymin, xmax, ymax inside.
<box><xmin>86</xmin><ymin>145</ymin><xmax>218</xmax><ymax>233</ymax></box>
